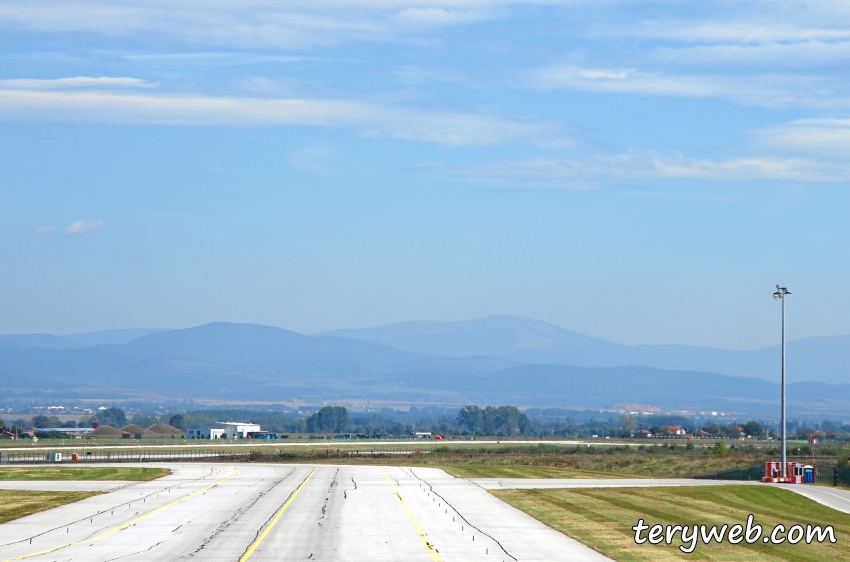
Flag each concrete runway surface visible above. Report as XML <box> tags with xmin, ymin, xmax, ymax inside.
<box><xmin>0</xmin><ymin>464</ymin><xmax>612</xmax><ymax>562</ymax></box>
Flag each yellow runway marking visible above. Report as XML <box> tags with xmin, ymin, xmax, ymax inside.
<box><xmin>238</xmin><ymin>468</ymin><xmax>317</xmax><ymax>562</ymax></box>
<box><xmin>381</xmin><ymin>468</ymin><xmax>443</xmax><ymax>562</ymax></box>
<box><xmin>2</xmin><ymin>470</ymin><xmax>241</xmax><ymax>562</ymax></box>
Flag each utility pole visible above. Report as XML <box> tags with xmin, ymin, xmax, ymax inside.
<box><xmin>773</xmin><ymin>285</ymin><xmax>791</xmax><ymax>479</ymax></box>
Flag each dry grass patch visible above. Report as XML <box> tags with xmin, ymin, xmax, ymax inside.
<box><xmin>0</xmin><ymin>467</ymin><xmax>170</xmax><ymax>481</ymax></box>
<box><xmin>440</xmin><ymin>465</ymin><xmax>631</xmax><ymax>479</ymax></box>
<box><xmin>0</xmin><ymin>490</ymin><xmax>100</xmax><ymax>524</ymax></box>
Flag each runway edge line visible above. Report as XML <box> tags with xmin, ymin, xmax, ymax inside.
<box><xmin>2</xmin><ymin>470</ymin><xmax>242</xmax><ymax>562</ymax></box>
<box><xmin>238</xmin><ymin>467</ymin><xmax>317</xmax><ymax>562</ymax></box>
<box><xmin>380</xmin><ymin>467</ymin><xmax>444</xmax><ymax>562</ymax></box>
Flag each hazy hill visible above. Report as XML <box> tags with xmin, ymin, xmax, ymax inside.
<box><xmin>65</xmin><ymin>328</ymin><xmax>167</xmax><ymax>346</ymax></box>
<box><xmin>0</xmin><ymin>333</ymin><xmax>84</xmax><ymax>350</ymax></box>
<box><xmin>0</xmin><ymin>322</ymin><xmax>511</xmax><ymax>400</ymax></box>
<box><xmin>1</xmin><ymin>320</ymin><xmax>848</xmax><ymax>416</ymax></box>
<box><xmin>0</xmin><ymin>328</ymin><xmax>166</xmax><ymax>349</ymax></box>
<box><xmin>322</xmin><ymin>315</ymin><xmax>850</xmax><ymax>384</ymax></box>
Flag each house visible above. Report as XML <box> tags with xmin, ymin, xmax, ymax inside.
<box><xmin>659</xmin><ymin>425</ymin><xmax>687</xmax><ymax>436</ymax></box>
<box><xmin>187</xmin><ymin>422</ymin><xmax>262</xmax><ymax>440</ymax></box>
<box><xmin>635</xmin><ymin>429</ymin><xmax>652</xmax><ymax>438</ymax></box>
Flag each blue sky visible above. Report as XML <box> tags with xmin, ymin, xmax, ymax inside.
<box><xmin>1</xmin><ymin>0</ymin><xmax>849</xmax><ymax>349</ymax></box>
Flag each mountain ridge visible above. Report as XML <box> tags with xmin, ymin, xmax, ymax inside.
<box><xmin>321</xmin><ymin>315</ymin><xmax>850</xmax><ymax>384</ymax></box>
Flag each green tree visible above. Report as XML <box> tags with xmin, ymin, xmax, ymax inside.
<box><xmin>712</xmin><ymin>439</ymin><xmax>728</xmax><ymax>457</ymax></box>
<box><xmin>98</xmin><ymin>408</ymin><xmax>127</xmax><ymax>428</ymax></box>
<box><xmin>306</xmin><ymin>406</ymin><xmax>349</xmax><ymax>433</ymax></box>
<box><xmin>620</xmin><ymin>414</ymin><xmax>637</xmax><ymax>433</ymax></box>
<box><xmin>31</xmin><ymin>415</ymin><xmax>50</xmax><ymax>428</ymax></box>
<box><xmin>132</xmin><ymin>415</ymin><xmax>159</xmax><ymax>429</ymax></box>
<box><xmin>457</xmin><ymin>405</ymin><xmax>483</xmax><ymax>434</ymax></box>
<box><xmin>168</xmin><ymin>414</ymin><xmax>185</xmax><ymax>430</ymax></box>
<box><xmin>456</xmin><ymin>405</ymin><xmax>530</xmax><ymax>436</ymax></box>
<box><xmin>0</xmin><ymin>417</ymin><xmax>5</xmax><ymax>428</ymax></box>
<box><xmin>742</xmin><ymin>421</ymin><xmax>763</xmax><ymax>438</ymax></box>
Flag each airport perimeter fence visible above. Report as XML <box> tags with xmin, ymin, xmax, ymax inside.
<box><xmin>694</xmin><ymin>465</ymin><xmax>765</xmax><ymax>481</ymax></box>
<box><xmin>0</xmin><ymin>449</ymin><xmax>251</xmax><ymax>464</ymax></box>
<box><xmin>695</xmin><ymin>461</ymin><xmax>850</xmax><ymax>486</ymax></box>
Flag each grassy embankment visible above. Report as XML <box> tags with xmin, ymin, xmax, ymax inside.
<box><xmin>0</xmin><ymin>490</ymin><xmax>101</xmax><ymax>524</ymax></box>
<box><xmin>495</xmin><ymin>485</ymin><xmax>850</xmax><ymax>561</ymax></box>
<box><xmin>0</xmin><ymin>467</ymin><xmax>170</xmax><ymax>481</ymax></box>
<box><xmin>249</xmin><ymin>443</ymin><xmax>771</xmax><ymax>478</ymax></box>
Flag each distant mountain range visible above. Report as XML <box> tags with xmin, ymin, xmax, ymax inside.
<box><xmin>323</xmin><ymin>315</ymin><xmax>850</xmax><ymax>385</ymax></box>
<box><xmin>0</xmin><ymin>328</ymin><xmax>166</xmax><ymax>350</ymax></box>
<box><xmin>1</xmin><ymin>317</ymin><xmax>848</xmax><ymax>415</ymax></box>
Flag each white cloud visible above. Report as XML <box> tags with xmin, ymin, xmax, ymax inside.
<box><xmin>64</xmin><ymin>218</ymin><xmax>105</xmax><ymax>234</ymax></box>
<box><xmin>0</xmin><ymin>1</ymin><xmax>504</xmax><ymax>49</ymax></box>
<box><xmin>33</xmin><ymin>226</ymin><xmax>56</xmax><ymax>234</ymax></box>
<box><xmin>0</xmin><ymin>81</ymin><xmax>548</xmax><ymax>146</ymax></box>
<box><xmin>528</xmin><ymin>64</ymin><xmax>847</xmax><ymax>109</ymax></box>
<box><xmin>634</xmin><ymin>20</ymin><xmax>850</xmax><ymax>45</ymax></box>
<box><xmin>753</xmin><ymin>118</ymin><xmax>850</xmax><ymax>157</ymax></box>
<box><xmin>436</xmin><ymin>149</ymin><xmax>850</xmax><ymax>186</ymax></box>
<box><xmin>0</xmin><ymin>77</ymin><xmax>151</xmax><ymax>89</ymax></box>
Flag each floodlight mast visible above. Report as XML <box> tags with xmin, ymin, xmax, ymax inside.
<box><xmin>773</xmin><ymin>285</ymin><xmax>791</xmax><ymax>479</ymax></box>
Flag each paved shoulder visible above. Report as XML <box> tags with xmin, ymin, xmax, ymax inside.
<box><xmin>773</xmin><ymin>484</ymin><xmax>850</xmax><ymax>515</ymax></box>
<box><xmin>411</xmin><ymin>468</ymin><xmax>613</xmax><ymax>562</ymax></box>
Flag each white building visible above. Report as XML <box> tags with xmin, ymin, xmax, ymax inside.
<box><xmin>188</xmin><ymin>422</ymin><xmax>261</xmax><ymax>440</ymax></box>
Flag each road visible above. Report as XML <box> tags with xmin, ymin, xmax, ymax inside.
<box><xmin>0</xmin><ymin>464</ymin><xmax>611</xmax><ymax>562</ymax></box>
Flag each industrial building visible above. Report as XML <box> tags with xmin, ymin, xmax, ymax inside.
<box><xmin>187</xmin><ymin>422</ymin><xmax>261</xmax><ymax>440</ymax></box>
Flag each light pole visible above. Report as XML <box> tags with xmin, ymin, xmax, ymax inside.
<box><xmin>773</xmin><ymin>285</ymin><xmax>791</xmax><ymax>479</ymax></box>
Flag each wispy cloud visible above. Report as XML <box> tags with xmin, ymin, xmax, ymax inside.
<box><xmin>434</xmin><ymin>149</ymin><xmax>850</xmax><ymax>187</ymax></box>
<box><xmin>64</xmin><ymin>218</ymin><xmax>105</xmax><ymax>234</ymax></box>
<box><xmin>0</xmin><ymin>1</ymin><xmax>501</xmax><ymax>49</ymax></box>
<box><xmin>33</xmin><ymin>226</ymin><xmax>56</xmax><ymax>235</ymax></box>
<box><xmin>528</xmin><ymin>64</ymin><xmax>848</xmax><ymax>109</ymax></box>
<box><xmin>753</xmin><ymin>118</ymin><xmax>850</xmax><ymax>157</ymax></box>
<box><xmin>0</xmin><ymin>81</ymin><xmax>548</xmax><ymax>146</ymax></box>
<box><xmin>0</xmin><ymin>77</ymin><xmax>151</xmax><ymax>89</ymax></box>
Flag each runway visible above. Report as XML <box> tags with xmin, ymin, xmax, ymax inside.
<box><xmin>0</xmin><ymin>464</ymin><xmax>611</xmax><ymax>562</ymax></box>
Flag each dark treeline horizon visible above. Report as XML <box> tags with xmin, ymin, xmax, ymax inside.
<box><xmin>4</xmin><ymin>405</ymin><xmax>850</xmax><ymax>441</ymax></box>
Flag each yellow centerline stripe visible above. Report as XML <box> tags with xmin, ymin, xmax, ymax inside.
<box><xmin>380</xmin><ymin>468</ymin><xmax>443</xmax><ymax>562</ymax></box>
<box><xmin>238</xmin><ymin>468</ymin><xmax>317</xmax><ymax>562</ymax></box>
<box><xmin>2</xmin><ymin>470</ymin><xmax>241</xmax><ymax>562</ymax></box>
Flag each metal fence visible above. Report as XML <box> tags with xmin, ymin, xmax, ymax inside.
<box><xmin>693</xmin><ymin>465</ymin><xmax>765</xmax><ymax>481</ymax></box>
<box><xmin>0</xmin><ymin>449</ymin><xmax>250</xmax><ymax>464</ymax></box>
<box><xmin>694</xmin><ymin>462</ymin><xmax>850</xmax><ymax>486</ymax></box>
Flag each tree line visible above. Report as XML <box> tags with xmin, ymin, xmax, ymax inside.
<box><xmin>4</xmin><ymin>406</ymin><xmax>848</xmax><ymax>440</ymax></box>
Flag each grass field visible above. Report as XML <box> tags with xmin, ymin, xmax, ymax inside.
<box><xmin>249</xmin><ymin>444</ymin><xmax>769</xmax><ymax>478</ymax></box>
<box><xmin>494</xmin><ymin>485</ymin><xmax>850</xmax><ymax>561</ymax></box>
<box><xmin>428</xmin><ymin>451</ymin><xmax>764</xmax><ymax>478</ymax></box>
<box><xmin>0</xmin><ymin>490</ymin><xmax>100</xmax><ymax>524</ymax></box>
<box><xmin>440</xmin><ymin>465</ymin><xmax>633</xmax><ymax>479</ymax></box>
<box><xmin>0</xmin><ymin>467</ymin><xmax>170</xmax><ymax>481</ymax></box>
